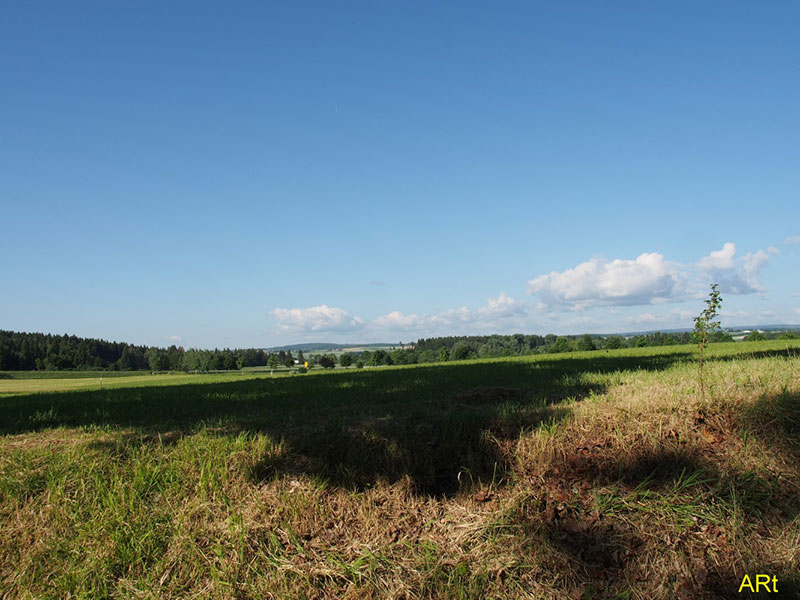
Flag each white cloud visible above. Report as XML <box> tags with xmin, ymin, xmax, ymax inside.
<box><xmin>166</xmin><ymin>335</ymin><xmax>182</xmax><ymax>342</ymax></box>
<box><xmin>372</xmin><ymin>293</ymin><xmax>526</xmax><ymax>335</ymax></box>
<box><xmin>622</xmin><ymin>313</ymin><xmax>660</xmax><ymax>326</ymax></box>
<box><xmin>373</xmin><ymin>310</ymin><xmax>427</xmax><ymax>330</ymax></box>
<box><xmin>527</xmin><ymin>252</ymin><xmax>680</xmax><ymax>310</ymax></box>
<box><xmin>742</xmin><ymin>250</ymin><xmax>771</xmax><ymax>282</ymax></box>
<box><xmin>559</xmin><ymin>316</ymin><xmax>601</xmax><ymax>330</ymax></box>
<box><xmin>697</xmin><ymin>243</ymin><xmax>776</xmax><ymax>295</ymax></box>
<box><xmin>270</xmin><ymin>294</ymin><xmax>526</xmax><ymax>340</ymax></box>
<box><xmin>476</xmin><ymin>292</ymin><xmax>527</xmax><ymax>318</ymax></box>
<box><xmin>785</xmin><ymin>236</ymin><xmax>800</xmax><ymax>245</ymax></box>
<box><xmin>268</xmin><ymin>240</ymin><xmax>787</xmax><ymax>343</ymax></box>
<box><xmin>270</xmin><ymin>305</ymin><xmax>365</xmax><ymax>333</ymax></box>
<box><xmin>720</xmin><ymin>309</ymin><xmax>750</xmax><ymax>319</ymax></box>
<box><xmin>697</xmin><ymin>242</ymin><xmax>736</xmax><ymax>271</ymax></box>
<box><xmin>527</xmin><ymin>242</ymin><xmax>778</xmax><ymax>313</ymax></box>
<box><xmin>669</xmin><ymin>308</ymin><xmax>695</xmax><ymax>321</ymax></box>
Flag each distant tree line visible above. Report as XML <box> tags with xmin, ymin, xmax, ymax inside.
<box><xmin>325</xmin><ymin>329</ymin><xmax>799</xmax><ymax>368</ymax></box>
<box><xmin>413</xmin><ymin>331</ymin><xmax>703</xmax><ymax>360</ymax></box>
<box><xmin>2</xmin><ymin>328</ymin><xmax>797</xmax><ymax>372</ymax></box>
<box><xmin>0</xmin><ymin>330</ymin><xmax>305</xmax><ymax>372</ymax></box>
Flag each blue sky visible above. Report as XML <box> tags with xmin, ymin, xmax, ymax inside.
<box><xmin>2</xmin><ymin>1</ymin><xmax>799</xmax><ymax>348</ymax></box>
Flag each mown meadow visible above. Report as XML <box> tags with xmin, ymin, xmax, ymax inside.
<box><xmin>1</xmin><ymin>341</ymin><xmax>798</xmax><ymax>599</ymax></box>
<box><xmin>0</xmin><ymin>371</ymin><xmax>277</xmax><ymax>398</ymax></box>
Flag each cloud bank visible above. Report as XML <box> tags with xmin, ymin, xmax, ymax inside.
<box><xmin>271</xmin><ymin>294</ymin><xmax>526</xmax><ymax>339</ymax></box>
<box><xmin>696</xmin><ymin>243</ymin><xmax>777</xmax><ymax>295</ymax></box>
<box><xmin>527</xmin><ymin>252</ymin><xmax>679</xmax><ymax>310</ymax></box>
<box><xmin>373</xmin><ymin>292</ymin><xmax>527</xmax><ymax>334</ymax></box>
<box><xmin>269</xmin><ymin>305</ymin><xmax>365</xmax><ymax>333</ymax></box>
<box><xmin>528</xmin><ymin>243</ymin><xmax>776</xmax><ymax>311</ymax></box>
<box><xmin>269</xmin><ymin>241</ymin><xmax>787</xmax><ymax>341</ymax></box>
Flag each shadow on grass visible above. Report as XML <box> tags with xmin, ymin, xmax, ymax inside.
<box><xmin>734</xmin><ymin>389</ymin><xmax>800</xmax><ymax>518</ymax></box>
<box><xmin>739</xmin><ymin>390</ymin><xmax>800</xmax><ymax>443</ymax></box>
<box><xmin>0</xmin><ymin>352</ymin><xmax>693</xmax><ymax>432</ymax></box>
<box><xmin>509</xmin><ymin>442</ymin><xmax>799</xmax><ymax>598</ymax></box>
<box><xmin>251</xmin><ymin>403</ymin><xmax>576</xmax><ymax>497</ymax></box>
<box><xmin>0</xmin><ymin>353</ymin><xmax>692</xmax><ymax>496</ymax></box>
<box><xmin>516</xmin><ymin>405</ymin><xmax>800</xmax><ymax>598</ymax></box>
<box><xmin>85</xmin><ymin>430</ymin><xmax>187</xmax><ymax>456</ymax></box>
<box><xmin>708</xmin><ymin>346</ymin><xmax>800</xmax><ymax>362</ymax></box>
<box><xmin>561</xmin><ymin>437</ymin><xmax>797</xmax><ymax>524</ymax></box>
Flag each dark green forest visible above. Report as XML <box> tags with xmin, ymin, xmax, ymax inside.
<box><xmin>0</xmin><ymin>330</ymin><xmax>302</xmax><ymax>372</ymax></box>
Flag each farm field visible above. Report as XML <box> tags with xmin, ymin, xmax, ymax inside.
<box><xmin>0</xmin><ymin>370</ymin><xmax>158</xmax><ymax>380</ymax></box>
<box><xmin>0</xmin><ymin>371</ymin><xmax>279</xmax><ymax>397</ymax></box>
<box><xmin>1</xmin><ymin>341</ymin><xmax>798</xmax><ymax>598</ymax></box>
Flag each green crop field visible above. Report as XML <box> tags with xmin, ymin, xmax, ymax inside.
<box><xmin>1</xmin><ymin>341</ymin><xmax>798</xmax><ymax>598</ymax></box>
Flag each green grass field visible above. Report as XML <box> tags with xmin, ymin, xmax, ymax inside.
<box><xmin>1</xmin><ymin>341</ymin><xmax>798</xmax><ymax>598</ymax></box>
<box><xmin>0</xmin><ymin>370</ymin><xmax>158</xmax><ymax>379</ymax></box>
<box><xmin>0</xmin><ymin>371</ymin><xmax>280</xmax><ymax>397</ymax></box>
